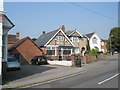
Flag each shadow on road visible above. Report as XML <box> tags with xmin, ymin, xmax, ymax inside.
<box><xmin>2</xmin><ymin>65</ymin><xmax>56</xmax><ymax>84</ymax></box>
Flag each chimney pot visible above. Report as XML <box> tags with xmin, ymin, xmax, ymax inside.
<box><xmin>61</xmin><ymin>25</ymin><xmax>65</xmax><ymax>32</ymax></box>
<box><xmin>16</xmin><ymin>32</ymin><xmax>20</xmax><ymax>39</ymax></box>
<box><xmin>42</xmin><ymin>31</ymin><xmax>46</xmax><ymax>35</ymax></box>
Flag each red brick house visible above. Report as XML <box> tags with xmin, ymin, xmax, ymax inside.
<box><xmin>8</xmin><ymin>32</ymin><xmax>20</xmax><ymax>48</ymax></box>
<box><xmin>8</xmin><ymin>37</ymin><xmax>43</xmax><ymax>64</ymax></box>
<box><xmin>101</xmin><ymin>39</ymin><xmax>108</xmax><ymax>54</ymax></box>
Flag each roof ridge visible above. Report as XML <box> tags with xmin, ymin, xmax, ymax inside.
<box><xmin>8</xmin><ymin>37</ymin><xmax>29</xmax><ymax>50</ymax></box>
<box><xmin>41</xmin><ymin>28</ymin><xmax>60</xmax><ymax>36</ymax></box>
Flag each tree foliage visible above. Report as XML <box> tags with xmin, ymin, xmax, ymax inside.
<box><xmin>109</xmin><ymin>27</ymin><xmax>120</xmax><ymax>51</ymax></box>
<box><xmin>32</xmin><ymin>38</ymin><xmax>37</xmax><ymax>41</ymax></box>
<box><xmin>89</xmin><ymin>49</ymin><xmax>99</xmax><ymax>56</ymax></box>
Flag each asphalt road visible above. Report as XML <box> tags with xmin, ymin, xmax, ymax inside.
<box><xmin>31</xmin><ymin>55</ymin><xmax>119</xmax><ymax>88</ymax></box>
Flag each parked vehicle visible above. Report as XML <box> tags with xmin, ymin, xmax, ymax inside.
<box><xmin>7</xmin><ymin>56</ymin><xmax>20</xmax><ymax>70</ymax></box>
<box><xmin>31</xmin><ymin>56</ymin><xmax>48</xmax><ymax>65</ymax></box>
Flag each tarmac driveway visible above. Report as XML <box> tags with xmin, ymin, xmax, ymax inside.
<box><xmin>3</xmin><ymin>65</ymin><xmax>57</xmax><ymax>84</ymax></box>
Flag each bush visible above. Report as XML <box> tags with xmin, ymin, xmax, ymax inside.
<box><xmin>89</xmin><ymin>49</ymin><xmax>99</xmax><ymax>56</ymax></box>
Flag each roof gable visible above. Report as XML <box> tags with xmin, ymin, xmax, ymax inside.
<box><xmin>66</xmin><ymin>30</ymin><xmax>83</xmax><ymax>37</ymax></box>
<box><xmin>8</xmin><ymin>37</ymin><xmax>42</xmax><ymax>51</ymax></box>
<box><xmin>85</xmin><ymin>32</ymin><xmax>95</xmax><ymax>39</ymax></box>
<box><xmin>35</xmin><ymin>28</ymin><xmax>74</xmax><ymax>47</ymax></box>
<box><xmin>3</xmin><ymin>14</ymin><xmax>15</xmax><ymax>29</ymax></box>
<box><xmin>35</xmin><ymin>29</ymin><xmax>59</xmax><ymax>47</ymax></box>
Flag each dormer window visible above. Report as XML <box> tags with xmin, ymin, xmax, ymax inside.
<box><xmin>92</xmin><ymin>37</ymin><xmax>97</xmax><ymax>44</ymax></box>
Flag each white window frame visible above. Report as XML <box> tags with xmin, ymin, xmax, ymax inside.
<box><xmin>46</xmin><ymin>46</ymin><xmax>56</xmax><ymax>56</ymax></box>
<box><xmin>71</xmin><ymin>37</ymin><xmax>79</xmax><ymax>42</ymax></box>
<box><xmin>92</xmin><ymin>37</ymin><xmax>97</xmax><ymax>44</ymax></box>
<box><xmin>61</xmin><ymin>48</ymin><xmax>72</xmax><ymax>56</ymax></box>
<box><xmin>74</xmin><ymin>47</ymin><xmax>80</xmax><ymax>54</ymax></box>
<box><xmin>56</xmin><ymin>36</ymin><xmax>64</xmax><ymax>41</ymax></box>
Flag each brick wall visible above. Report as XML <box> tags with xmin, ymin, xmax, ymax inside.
<box><xmin>83</xmin><ymin>54</ymin><xmax>105</xmax><ymax>64</ymax></box>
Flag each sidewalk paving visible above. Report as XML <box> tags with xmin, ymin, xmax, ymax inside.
<box><xmin>2</xmin><ymin>54</ymin><xmax>118</xmax><ymax>88</ymax></box>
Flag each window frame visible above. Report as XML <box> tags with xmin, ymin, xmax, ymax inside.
<box><xmin>71</xmin><ymin>37</ymin><xmax>79</xmax><ymax>42</ymax></box>
<box><xmin>92</xmin><ymin>37</ymin><xmax>97</xmax><ymax>44</ymax></box>
<box><xmin>56</xmin><ymin>36</ymin><xmax>64</xmax><ymax>41</ymax></box>
<box><xmin>46</xmin><ymin>46</ymin><xmax>56</xmax><ymax>56</ymax></box>
<box><xmin>61</xmin><ymin>48</ymin><xmax>72</xmax><ymax>56</ymax></box>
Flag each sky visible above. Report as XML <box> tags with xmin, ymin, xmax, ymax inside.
<box><xmin>4</xmin><ymin>2</ymin><xmax>118</xmax><ymax>40</ymax></box>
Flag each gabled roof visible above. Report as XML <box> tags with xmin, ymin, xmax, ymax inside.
<box><xmin>65</xmin><ymin>30</ymin><xmax>83</xmax><ymax>37</ymax></box>
<box><xmin>8</xmin><ymin>37</ymin><xmax>42</xmax><ymax>51</ymax></box>
<box><xmin>35</xmin><ymin>29</ymin><xmax>59</xmax><ymax>47</ymax></box>
<box><xmin>85</xmin><ymin>32</ymin><xmax>95</xmax><ymax>39</ymax></box>
<box><xmin>3</xmin><ymin>14</ymin><xmax>15</xmax><ymax>28</ymax></box>
<box><xmin>8</xmin><ymin>37</ymin><xmax>29</xmax><ymax>50</ymax></box>
<box><xmin>65</xmin><ymin>30</ymin><xmax>74</xmax><ymax>36</ymax></box>
<box><xmin>35</xmin><ymin>28</ymin><xmax>74</xmax><ymax>47</ymax></box>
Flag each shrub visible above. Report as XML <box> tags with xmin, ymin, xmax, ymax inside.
<box><xmin>89</xmin><ymin>49</ymin><xmax>99</xmax><ymax>56</ymax></box>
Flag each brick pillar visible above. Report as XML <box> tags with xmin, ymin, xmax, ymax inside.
<box><xmin>71</xmin><ymin>54</ymin><xmax>77</xmax><ymax>67</ymax></box>
<box><xmin>83</xmin><ymin>56</ymin><xmax>87</xmax><ymax>64</ymax></box>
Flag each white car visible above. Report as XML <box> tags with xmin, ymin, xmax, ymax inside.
<box><xmin>114</xmin><ymin>51</ymin><xmax>118</xmax><ymax>54</ymax></box>
<box><xmin>7</xmin><ymin>57</ymin><xmax>20</xmax><ymax>70</ymax></box>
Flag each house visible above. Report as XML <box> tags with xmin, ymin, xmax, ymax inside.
<box><xmin>85</xmin><ymin>32</ymin><xmax>102</xmax><ymax>52</ymax></box>
<box><xmin>8</xmin><ymin>37</ymin><xmax>43</xmax><ymax>64</ymax></box>
<box><xmin>35</xmin><ymin>25</ymin><xmax>74</xmax><ymax>61</ymax></box>
<box><xmin>65</xmin><ymin>29</ymin><xmax>87</xmax><ymax>56</ymax></box>
<box><xmin>8</xmin><ymin>32</ymin><xmax>20</xmax><ymax>48</ymax></box>
<box><xmin>101</xmin><ymin>39</ymin><xmax>108</xmax><ymax>54</ymax></box>
<box><xmin>0</xmin><ymin>12</ymin><xmax>15</xmax><ymax>76</ymax></box>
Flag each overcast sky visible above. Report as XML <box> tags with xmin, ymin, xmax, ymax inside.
<box><xmin>4</xmin><ymin>2</ymin><xmax>118</xmax><ymax>39</ymax></box>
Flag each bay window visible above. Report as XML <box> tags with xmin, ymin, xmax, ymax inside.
<box><xmin>46</xmin><ymin>46</ymin><xmax>55</xmax><ymax>56</ymax></box>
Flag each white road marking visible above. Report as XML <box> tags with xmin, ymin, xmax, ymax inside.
<box><xmin>98</xmin><ymin>73</ymin><xmax>119</xmax><ymax>85</ymax></box>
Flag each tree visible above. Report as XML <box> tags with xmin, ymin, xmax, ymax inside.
<box><xmin>86</xmin><ymin>41</ymin><xmax>90</xmax><ymax>53</ymax></box>
<box><xmin>109</xmin><ymin>27</ymin><xmax>120</xmax><ymax>52</ymax></box>
<box><xmin>32</xmin><ymin>38</ymin><xmax>37</xmax><ymax>41</ymax></box>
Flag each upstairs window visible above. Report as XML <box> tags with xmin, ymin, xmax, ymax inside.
<box><xmin>92</xmin><ymin>37</ymin><xmax>97</xmax><ymax>44</ymax></box>
<box><xmin>56</xmin><ymin>36</ymin><xmax>64</xmax><ymax>41</ymax></box>
<box><xmin>71</xmin><ymin>37</ymin><xmax>79</xmax><ymax>42</ymax></box>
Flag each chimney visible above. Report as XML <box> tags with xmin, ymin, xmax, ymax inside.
<box><xmin>42</xmin><ymin>31</ymin><xmax>46</xmax><ymax>35</ymax></box>
<box><xmin>61</xmin><ymin>25</ymin><xmax>65</xmax><ymax>32</ymax></box>
<box><xmin>16</xmin><ymin>32</ymin><xmax>20</xmax><ymax>39</ymax></box>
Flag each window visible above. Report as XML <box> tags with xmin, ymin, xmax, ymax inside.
<box><xmin>71</xmin><ymin>37</ymin><xmax>79</xmax><ymax>42</ymax></box>
<box><xmin>74</xmin><ymin>48</ymin><xmax>80</xmax><ymax>54</ymax></box>
<box><xmin>56</xmin><ymin>36</ymin><xmax>64</xmax><ymax>41</ymax></box>
<box><xmin>63</xmin><ymin>49</ymin><xmax>71</xmax><ymax>55</ymax></box>
<box><xmin>60</xmin><ymin>48</ymin><xmax>72</xmax><ymax>56</ymax></box>
<box><xmin>101</xmin><ymin>42</ymin><xmax>104</xmax><ymax>45</ymax></box>
<box><xmin>46</xmin><ymin>47</ymin><xmax>55</xmax><ymax>55</ymax></box>
<box><xmin>92</xmin><ymin>37</ymin><xmax>97</xmax><ymax>44</ymax></box>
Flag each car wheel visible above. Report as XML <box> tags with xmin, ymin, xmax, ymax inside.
<box><xmin>18</xmin><ymin>68</ymin><xmax>21</xmax><ymax>70</ymax></box>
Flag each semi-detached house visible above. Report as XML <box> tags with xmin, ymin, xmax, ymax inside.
<box><xmin>35</xmin><ymin>25</ymin><xmax>74</xmax><ymax>61</ymax></box>
<box><xmin>35</xmin><ymin>25</ymin><xmax>88</xmax><ymax>62</ymax></box>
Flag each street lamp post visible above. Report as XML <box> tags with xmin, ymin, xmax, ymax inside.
<box><xmin>110</xmin><ymin>35</ymin><xmax>113</xmax><ymax>55</ymax></box>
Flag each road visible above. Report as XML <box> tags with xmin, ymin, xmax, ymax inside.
<box><xmin>31</xmin><ymin>55</ymin><xmax>119</xmax><ymax>88</ymax></box>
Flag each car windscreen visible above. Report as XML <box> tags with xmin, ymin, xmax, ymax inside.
<box><xmin>38</xmin><ymin>56</ymin><xmax>46</xmax><ymax>59</ymax></box>
<box><xmin>8</xmin><ymin>57</ymin><xmax>17</xmax><ymax>62</ymax></box>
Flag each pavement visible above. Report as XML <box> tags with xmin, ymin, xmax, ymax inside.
<box><xmin>2</xmin><ymin>54</ymin><xmax>118</xmax><ymax>89</ymax></box>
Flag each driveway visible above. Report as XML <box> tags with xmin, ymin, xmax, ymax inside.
<box><xmin>3</xmin><ymin>65</ymin><xmax>57</xmax><ymax>83</ymax></box>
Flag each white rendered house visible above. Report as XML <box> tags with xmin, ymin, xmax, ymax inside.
<box><xmin>85</xmin><ymin>32</ymin><xmax>102</xmax><ymax>52</ymax></box>
<box><xmin>0</xmin><ymin>1</ymin><xmax>15</xmax><ymax>76</ymax></box>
